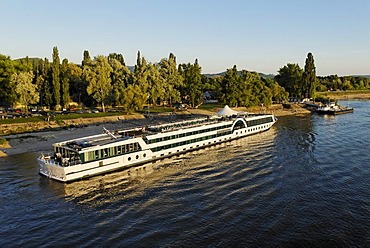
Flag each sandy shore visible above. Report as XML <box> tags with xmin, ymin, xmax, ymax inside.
<box><xmin>0</xmin><ymin>104</ymin><xmax>311</xmax><ymax>157</ymax></box>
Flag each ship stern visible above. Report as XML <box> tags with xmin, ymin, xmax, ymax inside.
<box><xmin>38</xmin><ymin>157</ymin><xmax>67</xmax><ymax>182</ymax></box>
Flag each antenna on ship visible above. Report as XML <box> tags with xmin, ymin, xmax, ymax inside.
<box><xmin>103</xmin><ymin>127</ymin><xmax>117</xmax><ymax>139</ymax></box>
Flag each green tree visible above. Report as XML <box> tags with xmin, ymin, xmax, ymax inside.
<box><xmin>132</xmin><ymin>51</ymin><xmax>149</xmax><ymax>107</ymax></box>
<box><xmin>81</xmin><ymin>50</ymin><xmax>94</xmax><ymax>107</ymax></box>
<box><xmin>121</xmin><ymin>85</ymin><xmax>148</xmax><ymax>112</ymax></box>
<box><xmin>134</xmin><ymin>51</ymin><xmax>149</xmax><ymax>90</ymax></box>
<box><xmin>220</xmin><ymin>65</ymin><xmax>240</xmax><ymax>107</ymax></box>
<box><xmin>60</xmin><ymin>58</ymin><xmax>70</xmax><ymax>108</ymax></box>
<box><xmin>240</xmin><ymin>70</ymin><xmax>272</xmax><ymax>107</ymax></box>
<box><xmin>42</xmin><ymin>58</ymin><xmax>53</xmax><ymax>108</ymax></box>
<box><xmin>159</xmin><ymin>53</ymin><xmax>183</xmax><ymax>107</ymax></box>
<box><xmin>12</xmin><ymin>71</ymin><xmax>39</xmax><ymax>113</ymax></box>
<box><xmin>82</xmin><ymin>50</ymin><xmax>91</xmax><ymax>67</ymax></box>
<box><xmin>13</xmin><ymin>56</ymin><xmax>33</xmax><ymax>72</ymax></box>
<box><xmin>146</xmin><ymin>63</ymin><xmax>164</xmax><ymax>105</ymax></box>
<box><xmin>108</xmin><ymin>57</ymin><xmax>131</xmax><ymax>106</ymax></box>
<box><xmin>51</xmin><ymin>46</ymin><xmax>61</xmax><ymax>109</ymax></box>
<box><xmin>84</xmin><ymin>55</ymin><xmax>112</xmax><ymax>112</ymax></box>
<box><xmin>181</xmin><ymin>59</ymin><xmax>203</xmax><ymax>108</ymax></box>
<box><xmin>270</xmin><ymin>81</ymin><xmax>289</xmax><ymax>103</ymax></box>
<box><xmin>275</xmin><ymin>63</ymin><xmax>303</xmax><ymax>97</ymax></box>
<box><xmin>0</xmin><ymin>54</ymin><xmax>16</xmax><ymax>106</ymax></box>
<box><xmin>302</xmin><ymin>52</ymin><xmax>317</xmax><ymax>98</ymax></box>
<box><xmin>108</xmin><ymin>53</ymin><xmax>125</xmax><ymax>66</ymax></box>
<box><xmin>66</xmin><ymin>62</ymin><xmax>83</xmax><ymax>106</ymax></box>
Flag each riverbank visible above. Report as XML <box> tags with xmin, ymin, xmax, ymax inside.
<box><xmin>0</xmin><ymin>104</ymin><xmax>310</xmax><ymax>157</ymax></box>
<box><xmin>316</xmin><ymin>90</ymin><xmax>370</xmax><ymax>100</ymax></box>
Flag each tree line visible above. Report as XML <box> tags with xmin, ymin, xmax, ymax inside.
<box><xmin>0</xmin><ymin>47</ymin><xmax>290</xmax><ymax>112</ymax></box>
<box><xmin>2</xmin><ymin>48</ymin><xmax>366</xmax><ymax>113</ymax></box>
<box><xmin>275</xmin><ymin>52</ymin><xmax>370</xmax><ymax>99</ymax></box>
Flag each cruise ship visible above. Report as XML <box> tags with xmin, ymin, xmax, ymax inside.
<box><xmin>38</xmin><ymin>106</ymin><xmax>277</xmax><ymax>182</ymax></box>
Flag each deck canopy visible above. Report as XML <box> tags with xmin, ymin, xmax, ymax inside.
<box><xmin>216</xmin><ymin>105</ymin><xmax>239</xmax><ymax>117</ymax></box>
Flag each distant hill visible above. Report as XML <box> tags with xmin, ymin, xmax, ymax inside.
<box><xmin>203</xmin><ymin>71</ymin><xmax>275</xmax><ymax>79</ymax></box>
<box><xmin>127</xmin><ymin>65</ymin><xmax>135</xmax><ymax>72</ymax></box>
<box><xmin>352</xmin><ymin>75</ymin><xmax>370</xmax><ymax>78</ymax></box>
<box><xmin>13</xmin><ymin>57</ymin><xmax>43</xmax><ymax>68</ymax></box>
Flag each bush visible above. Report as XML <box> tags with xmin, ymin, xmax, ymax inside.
<box><xmin>0</xmin><ymin>138</ymin><xmax>8</xmax><ymax>146</ymax></box>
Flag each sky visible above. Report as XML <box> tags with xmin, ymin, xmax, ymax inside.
<box><xmin>1</xmin><ymin>0</ymin><xmax>369</xmax><ymax>76</ymax></box>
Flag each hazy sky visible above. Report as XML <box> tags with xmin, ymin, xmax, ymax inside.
<box><xmin>1</xmin><ymin>0</ymin><xmax>369</xmax><ymax>75</ymax></box>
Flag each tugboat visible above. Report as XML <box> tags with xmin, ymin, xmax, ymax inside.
<box><xmin>316</xmin><ymin>102</ymin><xmax>354</xmax><ymax>115</ymax></box>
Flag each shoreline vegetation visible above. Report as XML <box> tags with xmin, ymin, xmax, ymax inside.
<box><xmin>316</xmin><ymin>90</ymin><xmax>370</xmax><ymax>100</ymax></box>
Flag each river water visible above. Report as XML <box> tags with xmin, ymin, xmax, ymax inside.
<box><xmin>1</xmin><ymin>100</ymin><xmax>369</xmax><ymax>247</ymax></box>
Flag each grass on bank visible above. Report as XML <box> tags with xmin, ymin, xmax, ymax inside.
<box><xmin>316</xmin><ymin>89</ymin><xmax>370</xmax><ymax>97</ymax></box>
<box><xmin>0</xmin><ymin>111</ymin><xmax>123</xmax><ymax>125</ymax></box>
<box><xmin>0</xmin><ymin>103</ymin><xmax>223</xmax><ymax>125</ymax></box>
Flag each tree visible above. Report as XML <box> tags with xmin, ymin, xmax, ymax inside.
<box><xmin>60</xmin><ymin>58</ymin><xmax>70</xmax><ymax>108</ymax></box>
<box><xmin>82</xmin><ymin>50</ymin><xmax>91</xmax><ymax>67</ymax></box>
<box><xmin>13</xmin><ymin>56</ymin><xmax>33</xmax><ymax>72</ymax></box>
<box><xmin>269</xmin><ymin>80</ymin><xmax>289</xmax><ymax>103</ymax></box>
<box><xmin>134</xmin><ymin>51</ymin><xmax>149</xmax><ymax>91</ymax></box>
<box><xmin>108</xmin><ymin>57</ymin><xmax>131</xmax><ymax>106</ymax></box>
<box><xmin>302</xmin><ymin>52</ymin><xmax>317</xmax><ymax>98</ymax></box>
<box><xmin>51</xmin><ymin>46</ymin><xmax>61</xmax><ymax>109</ymax></box>
<box><xmin>147</xmin><ymin>62</ymin><xmax>164</xmax><ymax>105</ymax></box>
<box><xmin>42</xmin><ymin>58</ymin><xmax>53</xmax><ymax>108</ymax></box>
<box><xmin>275</xmin><ymin>63</ymin><xmax>303</xmax><ymax>97</ymax></box>
<box><xmin>66</xmin><ymin>62</ymin><xmax>83</xmax><ymax>106</ymax></box>
<box><xmin>12</xmin><ymin>71</ymin><xmax>39</xmax><ymax>113</ymax></box>
<box><xmin>159</xmin><ymin>53</ymin><xmax>183</xmax><ymax>107</ymax></box>
<box><xmin>0</xmin><ymin>54</ymin><xmax>16</xmax><ymax>106</ymax></box>
<box><xmin>181</xmin><ymin>59</ymin><xmax>203</xmax><ymax>108</ymax></box>
<box><xmin>220</xmin><ymin>65</ymin><xmax>240</xmax><ymax>107</ymax></box>
<box><xmin>132</xmin><ymin>51</ymin><xmax>149</xmax><ymax>107</ymax></box>
<box><xmin>108</xmin><ymin>53</ymin><xmax>125</xmax><ymax>66</ymax></box>
<box><xmin>121</xmin><ymin>85</ymin><xmax>148</xmax><ymax>112</ymax></box>
<box><xmin>84</xmin><ymin>55</ymin><xmax>112</xmax><ymax>112</ymax></box>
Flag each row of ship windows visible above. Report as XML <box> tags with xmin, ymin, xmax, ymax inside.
<box><xmin>246</xmin><ymin>117</ymin><xmax>273</xmax><ymax>127</ymax></box>
<box><xmin>150</xmin><ymin>131</ymin><xmax>232</xmax><ymax>152</ymax></box>
<box><xmin>145</xmin><ymin>124</ymin><xmax>233</xmax><ymax>144</ymax></box>
<box><xmin>82</xmin><ymin>142</ymin><xmax>142</xmax><ymax>162</ymax></box>
<box><xmin>127</xmin><ymin>136</ymin><xmax>232</xmax><ymax>162</ymax></box>
<box><xmin>235</xmin><ymin>124</ymin><xmax>270</xmax><ymax>135</ymax></box>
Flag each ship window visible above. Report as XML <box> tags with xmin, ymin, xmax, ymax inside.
<box><xmin>128</xmin><ymin>157</ymin><xmax>131</xmax><ymax>161</ymax></box>
<box><xmin>143</xmin><ymin>154</ymin><xmax>146</xmax><ymax>157</ymax></box>
<box><xmin>117</xmin><ymin>146</ymin><xmax>122</xmax><ymax>154</ymax></box>
<box><xmin>136</xmin><ymin>155</ymin><xmax>139</xmax><ymax>159</ymax></box>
